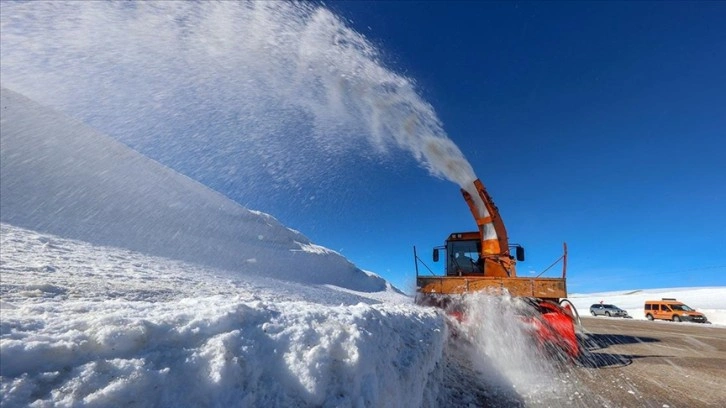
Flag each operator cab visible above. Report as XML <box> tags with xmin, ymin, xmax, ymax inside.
<box><xmin>432</xmin><ymin>231</ymin><xmax>525</xmax><ymax>277</ymax></box>
<box><xmin>446</xmin><ymin>238</ymin><xmax>481</xmax><ymax>275</ymax></box>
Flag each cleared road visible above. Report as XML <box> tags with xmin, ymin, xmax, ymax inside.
<box><xmin>574</xmin><ymin>316</ymin><xmax>726</xmax><ymax>407</ymax></box>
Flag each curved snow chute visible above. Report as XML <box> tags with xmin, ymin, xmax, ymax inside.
<box><xmin>461</xmin><ymin>179</ymin><xmax>513</xmax><ymax>278</ymax></box>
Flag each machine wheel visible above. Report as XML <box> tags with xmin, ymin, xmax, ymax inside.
<box><xmin>646</xmin><ymin>314</ymin><xmax>654</xmax><ymax>321</ymax></box>
<box><xmin>673</xmin><ymin>315</ymin><xmax>681</xmax><ymax>322</ymax></box>
<box><xmin>605</xmin><ymin>312</ymin><xmax>611</xmax><ymax>317</ymax></box>
<box><xmin>591</xmin><ymin>311</ymin><xmax>596</xmax><ymax>316</ymax></box>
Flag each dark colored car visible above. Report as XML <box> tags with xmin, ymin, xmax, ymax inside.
<box><xmin>589</xmin><ymin>304</ymin><xmax>629</xmax><ymax>318</ymax></box>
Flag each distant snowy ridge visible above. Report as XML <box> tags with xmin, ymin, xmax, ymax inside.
<box><xmin>0</xmin><ymin>87</ymin><xmax>385</xmax><ymax>292</ymax></box>
<box><xmin>570</xmin><ymin>287</ymin><xmax>726</xmax><ymax>326</ymax></box>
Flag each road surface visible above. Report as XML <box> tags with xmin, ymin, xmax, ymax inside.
<box><xmin>574</xmin><ymin>316</ymin><xmax>726</xmax><ymax>407</ymax></box>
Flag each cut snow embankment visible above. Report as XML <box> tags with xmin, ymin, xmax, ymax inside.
<box><xmin>0</xmin><ymin>224</ymin><xmax>445</xmax><ymax>407</ymax></box>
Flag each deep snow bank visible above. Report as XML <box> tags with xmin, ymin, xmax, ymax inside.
<box><xmin>0</xmin><ymin>87</ymin><xmax>384</xmax><ymax>292</ymax></box>
<box><xmin>0</xmin><ymin>224</ymin><xmax>445</xmax><ymax>407</ymax></box>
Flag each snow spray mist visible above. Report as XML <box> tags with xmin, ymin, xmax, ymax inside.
<box><xmin>454</xmin><ymin>292</ymin><xmax>576</xmax><ymax>403</ymax></box>
<box><xmin>0</xmin><ymin>1</ymin><xmax>478</xmax><ymax>193</ymax></box>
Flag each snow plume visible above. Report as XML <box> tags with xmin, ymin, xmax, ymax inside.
<box><xmin>452</xmin><ymin>292</ymin><xmax>574</xmax><ymax>404</ymax></box>
<box><xmin>0</xmin><ymin>1</ymin><xmax>477</xmax><ymax>191</ymax></box>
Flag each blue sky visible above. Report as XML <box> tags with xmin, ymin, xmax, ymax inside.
<box><xmin>1</xmin><ymin>1</ymin><xmax>724</xmax><ymax>294</ymax></box>
<box><xmin>306</xmin><ymin>1</ymin><xmax>726</xmax><ymax>293</ymax></box>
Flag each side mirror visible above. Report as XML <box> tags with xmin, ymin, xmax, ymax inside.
<box><xmin>516</xmin><ymin>246</ymin><xmax>525</xmax><ymax>262</ymax></box>
<box><xmin>433</xmin><ymin>248</ymin><xmax>439</xmax><ymax>262</ymax></box>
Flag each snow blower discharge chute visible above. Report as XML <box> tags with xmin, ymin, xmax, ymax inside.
<box><xmin>414</xmin><ymin>179</ymin><xmax>580</xmax><ymax>359</ymax></box>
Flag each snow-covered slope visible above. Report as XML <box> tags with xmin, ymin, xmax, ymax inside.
<box><xmin>0</xmin><ymin>87</ymin><xmax>384</xmax><ymax>292</ymax></box>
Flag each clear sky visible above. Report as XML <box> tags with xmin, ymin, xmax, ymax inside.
<box><xmin>303</xmin><ymin>1</ymin><xmax>726</xmax><ymax>293</ymax></box>
<box><xmin>1</xmin><ymin>1</ymin><xmax>724</xmax><ymax>294</ymax></box>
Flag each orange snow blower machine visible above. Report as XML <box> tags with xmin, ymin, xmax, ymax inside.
<box><xmin>414</xmin><ymin>179</ymin><xmax>581</xmax><ymax>359</ymax></box>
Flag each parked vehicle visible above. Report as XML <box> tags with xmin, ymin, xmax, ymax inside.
<box><xmin>644</xmin><ymin>298</ymin><xmax>708</xmax><ymax>323</ymax></box>
<box><xmin>589</xmin><ymin>303</ymin><xmax>629</xmax><ymax>318</ymax></box>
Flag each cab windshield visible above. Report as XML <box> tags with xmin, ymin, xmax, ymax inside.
<box><xmin>446</xmin><ymin>240</ymin><xmax>481</xmax><ymax>275</ymax></box>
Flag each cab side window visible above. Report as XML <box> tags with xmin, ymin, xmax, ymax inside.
<box><xmin>662</xmin><ymin>305</ymin><xmax>671</xmax><ymax>312</ymax></box>
<box><xmin>645</xmin><ymin>304</ymin><xmax>651</xmax><ymax>310</ymax></box>
<box><xmin>653</xmin><ymin>304</ymin><xmax>660</xmax><ymax>311</ymax></box>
